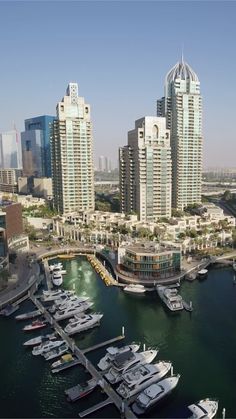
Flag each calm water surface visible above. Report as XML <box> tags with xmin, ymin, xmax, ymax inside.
<box><xmin>0</xmin><ymin>256</ymin><xmax>236</xmax><ymax>418</ymax></box>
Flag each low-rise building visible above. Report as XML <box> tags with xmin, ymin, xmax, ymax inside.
<box><xmin>0</xmin><ymin>168</ymin><xmax>22</xmax><ymax>193</ymax></box>
<box><xmin>118</xmin><ymin>243</ymin><xmax>181</xmax><ymax>281</ymax></box>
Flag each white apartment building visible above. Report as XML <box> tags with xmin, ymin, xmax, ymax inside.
<box><xmin>51</xmin><ymin>83</ymin><xmax>94</xmax><ymax>214</ymax></box>
<box><xmin>119</xmin><ymin>116</ymin><xmax>172</xmax><ymax>222</ymax></box>
<box><xmin>157</xmin><ymin>57</ymin><xmax>202</xmax><ymax>210</ymax></box>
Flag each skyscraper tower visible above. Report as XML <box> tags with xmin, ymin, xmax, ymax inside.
<box><xmin>157</xmin><ymin>57</ymin><xmax>202</xmax><ymax>210</ymax></box>
<box><xmin>119</xmin><ymin>116</ymin><xmax>172</xmax><ymax>221</ymax></box>
<box><xmin>51</xmin><ymin>83</ymin><xmax>94</xmax><ymax>214</ymax></box>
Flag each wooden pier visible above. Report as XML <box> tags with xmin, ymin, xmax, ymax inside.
<box><xmin>79</xmin><ymin>397</ymin><xmax>113</xmax><ymax>417</ymax></box>
<box><xmin>82</xmin><ymin>334</ymin><xmax>125</xmax><ymax>354</ymax></box>
<box><xmin>30</xmin><ymin>295</ymin><xmax>136</xmax><ymax>419</ymax></box>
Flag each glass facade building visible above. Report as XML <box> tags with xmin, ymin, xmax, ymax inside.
<box><xmin>22</xmin><ymin>115</ymin><xmax>55</xmax><ymax>177</ymax></box>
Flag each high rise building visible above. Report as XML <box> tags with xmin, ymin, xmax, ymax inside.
<box><xmin>119</xmin><ymin>116</ymin><xmax>172</xmax><ymax>221</ymax></box>
<box><xmin>0</xmin><ymin>130</ymin><xmax>21</xmax><ymax>169</ymax></box>
<box><xmin>51</xmin><ymin>83</ymin><xmax>94</xmax><ymax>214</ymax></box>
<box><xmin>157</xmin><ymin>57</ymin><xmax>202</xmax><ymax>210</ymax></box>
<box><xmin>21</xmin><ymin>115</ymin><xmax>55</xmax><ymax>177</ymax></box>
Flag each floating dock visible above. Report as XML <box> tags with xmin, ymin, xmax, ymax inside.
<box><xmin>79</xmin><ymin>397</ymin><xmax>113</xmax><ymax>417</ymax></box>
<box><xmin>86</xmin><ymin>255</ymin><xmax>122</xmax><ymax>287</ymax></box>
<box><xmin>82</xmin><ymin>333</ymin><xmax>125</xmax><ymax>354</ymax></box>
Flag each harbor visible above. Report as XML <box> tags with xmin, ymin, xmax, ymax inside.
<box><xmin>0</xmin><ymin>255</ymin><xmax>235</xmax><ymax>418</ymax></box>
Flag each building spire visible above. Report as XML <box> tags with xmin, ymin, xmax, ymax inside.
<box><xmin>181</xmin><ymin>44</ymin><xmax>184</xmax><ymax>64</ymax></box>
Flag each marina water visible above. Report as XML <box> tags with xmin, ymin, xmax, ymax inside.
<box><xmin>0</xmin><ymin>256</ymin><xmax>236</xmax><ymax>418</ymax></box>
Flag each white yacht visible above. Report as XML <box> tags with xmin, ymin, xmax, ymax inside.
<box><xmin>32</xmin><ymin>340</ymin><xmax>64</xmax><ymax>356</ymax></box>
<box><xmin>132</xmin><ymin>374</ymin><xmax>180</xmax><ymax>415</ymax></box>
<box><xmin>64</xmin><ymin>313</ymin><xmax>103</xmax><ymax>335</ymax></box>
<box><xmin>117</xmin><ymin>361</ymin><xmax>172</xmax><ymax>399</ymax></box>
<box><xmin>123</xmin><ymin>284</ymin><xmax>146</xmax><ymax>294</ymax></box>
<box><xmin>52</xmin><ymin>272</ymin><xmax>63</xmax><ymax>287</ymax></box>
<box><xmin>97</xmin><ymin>344</ymin><xmax>140</xmax><ymax>371</ymax></box>
<box><xmin>54</xmin><ymin>301</ymin><xmax>93</xmax><ymax>321</ymax></box>
<box><xmin>49</xmin><ymin>263</ymin><xmax>63</xmax><ymax>273</ymax></box>
<box><xmin>23</xmin><ymin>333</ymin><xmax>56</xmax><ymax>347</ymax></box>
<box><xmin>157</xmin><ymin>286</ymin><xmax>184</xmax><ymax>311</ymax></box>
<box><xmin>15</xmin><ymin>309</ymin><xmax>41</xmax><ymax>321</ymax></box>
<box><xmin>49</xmin><ymin>295</ymin><xmax>89</xmax><ymax>313</ymax></box>
<box><xmin>233</xmin><ymin>262</ymin><xmax>236</xmax><ymax>271</ymax></box>
<box><xmin>41</xmin><ymin>290</ymin><xmax>73</xmax><ymax>302</ymax></box>
<box><xmin>198</xmin><ymin>269</ymin><xmax>208</xmax><ymax>278</ymax></box>
<box><xmin>188</xmin><ymin>398</ymin><xmax>218</xmax><ymax>419</ymax></box>
<box><xmin>105</xmin><ymin>349</ymin><xmax>158</xmax><ymax>384</ymax></box>
<box><xmin>44</xmin><ymin>343</ymin><xmax>69</xmax><ymax>361</ymax></box>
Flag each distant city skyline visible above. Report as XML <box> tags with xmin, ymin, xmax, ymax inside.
<box><xmin>0</xmin><ymin>2</ymin><xmax>236</xmax><ymax>166</ymax></box>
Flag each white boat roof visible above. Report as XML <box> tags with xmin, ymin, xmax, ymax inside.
<box><xmin>188</xmin><ymin>400</ymin><xmax>217</xmax><ymax>418</ymax></box>
<box><xmin>144</xmin><ymin>383</ymin><xmax>164</xmax><ymax>398</ymax></box>
<box><xmin>107</xmin><ymin>346</ymin><xmax>119</xmax><ymax>355</ymax></box>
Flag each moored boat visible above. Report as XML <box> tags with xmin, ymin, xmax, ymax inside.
<box><xmin>198</xmin><ymin>269</ymin><xmax>208</xmax><ymax>278</ymax></box>
<box><xmin>64</xmin><ymin>313</ymin><xmax>103</xmax><ymax>335</ymax></box>
<box><xmin>188</xmin><ymin>398</ymin><xmax>218</xmax><ymax>419</ymax></box>
<box><xmin>23</xmin><ymin>333</ymin><xmax>56</xmax><ymax>347</ymax></box>
<box><xmin>97</xmin><ymin>344</ymin><xmax>140</xmax><ymax>371</ymax></box>
<box><xmin>32</xmin><ymin>340</ymin><xmax>64</xmax><ymax>356</ymax></box>
<box><xmin>51</xmin><ymin>354</ymin><xmax>80</xmax><ymax>373</ymax></box>
<box><xmin>23</xmin><ymin>319</ymin><xmax>47</xmax><ymax>331</ymax></box>
<box><xmin>117</xmin><ymin>361</ymin><xmax>172</xmax><ymax>399</ymax></box>
<box><xmin>132</xmin><ymin>374</ymin><xmax>180</xmax><ymax>415</ymax></box>
<box><xmin>105</xmin><ymin>349</ymin><xmax>158</xmax><ymax>384</ymax></box>
<box><xmin>65</xmin><ymin>378</ymin><xmax>97</xmax><ymax>402</ymax></box>
<box><xmin>15</xmin><ymin>309</ymin><xmax>41</xmax><ymax>321</ymax></box>
<box><xmin>54</xmin><ymin>301</ymin><xmax>93</xmax><ymax>321</ymax></box>
<box><xmin>44</xmin><ymin>343</ymin><xmax>69</xmax><ymax>361</ymax></box>
<box><xmin>157</xmin><ymin>286</ymin><xmax>184</xmax><ymax>311</ymax></box>
<box><xmin>123</xmin><ymin>284</ymin><xmax>146</xmax><ymax>294</ymax></box>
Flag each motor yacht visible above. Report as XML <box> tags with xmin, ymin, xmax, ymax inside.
<box><xmin>97</xmin><ymin>344</ymin><xmax>140</xmax><ymax>371</ymax></box>
<box><xmin>54</xmin><ymin>301</ymin><xmax>93</xmax><ymax>321</ymax></box>
<box><xmin>132</xmin><ymin>374</ymin><xmax>180</xmax><ymax>415</ymax></box>
<box><xmin>32</xmin><ymin>340</ymin><xmax>64</xmax><ymax>356</ymax></box>
<box><xmin>64</xmin><ymin>313</ymin><xmax>103</xmax><ymax>335</ymax></box>
<box><xmin>23</xmin><ymin>320</ymin><xmax>47</xmax><ymax>331</ymax></box>
<box><xmin>0</xmin><ymin>304</ymin><xmax>19</xmax><ymax>317</ymax></box>
<box><xmin>44</xmin><ymin>343</ymin><xmax>69</xmax><ymax>361</ymax></box>
<box><xmin>188</xmin><ymin>398</ymin><xmax>218</xmax><ymax>419</ymax></box>
<box><xmin>52</xmin><ymin>272</ymin><xmax>63</xmax><ymax>287</ymax></box>
<box><xmin>23</xmin><ymin>333</ymin><xmax>56</xmax><ymax>347</ymax></box>
<box><xmin>49</xmin><ymin>296</ymin><xmax>89</xmax><ymax>314</ymax></box>
<box><xmin>117</xmin><ymin>361</ymin><xmax>172</xmax><ymax>399</ymax></box>
<box><xmin>198</xmin><ymin>269</ymin><xmax>208</xmax><ymax>278</ymax></box>
<box><xmin>15</xmin><ymin>309</ymin><xmax>41</xmax><ymax>321</ymax></box>
<box><xmin>105</xmin><ymin>349</ymin><xmax>158</xmax><ymax>384</ymax></box>
<box><xmin>123</xmin><ymin>284</ymin><xmax>146</xmax><ymax>294</ymax></box>
<box><xmin>65</xmin><ymin>378</ymin><xmax>97</xmax><ymax>402</ymax></box>
<box><xmin>157</xmin><ymin>286</ymin><xmax>184</xmax><ymax>311</ymax></box>
<box><xmin>51</xmin><ymin>354</ymin><xmax>80</xmax><ymax>373</ymax></box>
<box><xmin>41</xmin><ymin>289</ymin><xmax>73</xmax><ymax>302</ymax></box>
<box><xmin>49</xmin><ymin>263</ymin><xmax>63</xmax><ymax>273</ymax></box>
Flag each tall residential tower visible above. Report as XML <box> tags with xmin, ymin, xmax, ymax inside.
<box><xmin>157</xmin><ymin>58</ymin><xmax>202</xmax><ymax>210</ymax></box>
<box><xmin>119</xmin><ymin>116</ymin><xmax>172</xmax><ymax>221</ymax></box>
<box><xmin>51</xmin><ymin>83</ymin><xmax>94</xmax><ymax>214</ymax></box>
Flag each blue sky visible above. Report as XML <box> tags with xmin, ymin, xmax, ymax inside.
<box><xmin>0</xmin><ymin>1</ymin><xmax>235</xmax><ymax>168</ymax></box>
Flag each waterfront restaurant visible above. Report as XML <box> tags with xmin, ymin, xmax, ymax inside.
<box><xmin>118</xmin><ymin>243</ymin><xmax>181</xmax><ymax>281</ymax></box>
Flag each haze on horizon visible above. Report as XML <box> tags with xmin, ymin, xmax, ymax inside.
<box><xmin>0</xmin><ymin>1</ymin><xmax>235</xmax><ymax>168</ymax></box>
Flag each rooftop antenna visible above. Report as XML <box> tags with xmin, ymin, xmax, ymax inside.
<box><xmin>181</xmin><ymin>44</ymin><xmax>184</xmax><ymax>64</ymax></box>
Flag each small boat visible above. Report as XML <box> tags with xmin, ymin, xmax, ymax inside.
<box><xmin>188</xmin><ymin>398</ymin><xmax>218</xmax><ymax>418</ymax></box>
<box><xmin>54</xmin><ymin>301</ymin><xmax>93</xmax><ymax>321</ymax></box>
<box><xmin>52</xmin><ymin>272</ymin><xmax>63</xmax><ymax>287</ymax></box>
<box><xmin>232</xmin><ymin>262</ymin><xmax>236</xmax><ymax>272</ymax></box>
<box><xmin>23</xmin><ymin>319</ymin><xmax>47</xmax><ymax>331</ymax></box>
<box><xmin>0</xmin><ymin>304</ymin><xmax>19</xmax><ymax>317</ymax></box>
<box><xmin>15</xmin><ymin>309</ymin><xmax>41</xmax><ymax>321</ymax></box>
<box><xmin>44</xmin><ymin>343</ymin><xmax>69</xmax><ymax>361</ymax></box>
<box><xmin>23</xmin><ymin>333</ymin><xmax>56</xmax><ymax>347</ymax></box>
<box><xmin>64</xmin><ymin>313</ymin><xmax>103</xmax><ymax>335</ymax></box>
<box><xmin>157</xmin><ymin>286</ymin><xmax>184</xmax><ymax>311</ymax></box>
<box><xmin>51</xmin><ymin>353</ymin><xmax>80</xmax><ymax>373</ymax></box>
<box><xmin>132</xmin><ymin>374</ymin><xmax>180</xmax><ymax>415</ymax></box>
<box><xmin>117</xmin><ymin>361</ymin><xmax>172</xmax><ymax>399</ymax></box>
<box><xmin>97</xmin><ymin>344</ymin><xmax>140</xmax><ymax>371</ymax></box>
<box><xmin>32</xmin><ymin>340</ymin><xmax>64</xmax><ymax>356</ymax></box>
<box><xmin>198</xmin><ymin>269</ymin><xmax>208</xmax><ymax>278</ymax></box>
<box><xmin>65</xmin><ymin>378</ymin><xmax>97</xmax><ymax>402</ymax></box>
<box><xmin>123</xmin><ymin>284</ymin><xmax>146</xmax><ymax>294</ymax></box>
<box><xmin>105</xmin><ymin>350</ymin><xmax>158</xmax><ymax>384</ymax></box>
<box><xmin>49</xmin><ymin>295</ymin><xmax>89</xmax><ymax>313</ymax></box>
